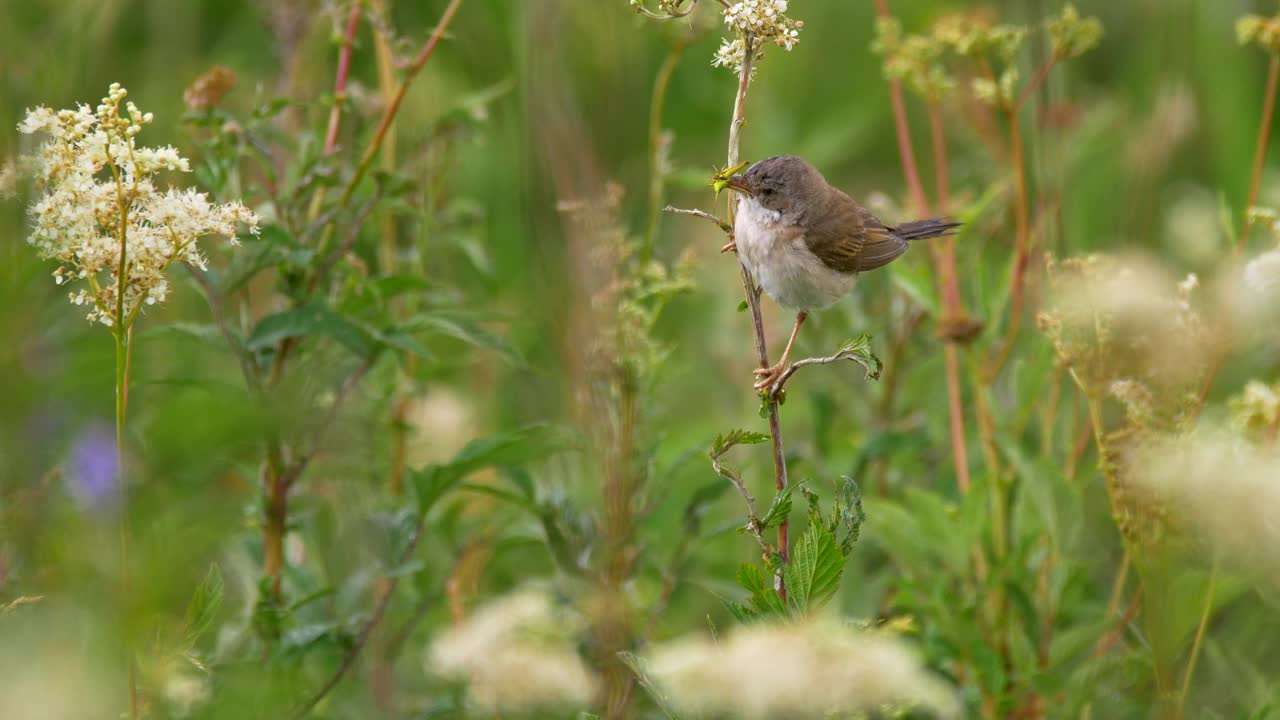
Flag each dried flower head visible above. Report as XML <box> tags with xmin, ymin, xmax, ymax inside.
<box><xmin>645</xmin><ymin>620</ymin><xmax>959</xmax><ymax>720</ymax></box>
<box><xmin>713</xmin><ymin>1</ymin><xmax>803</xmax><ymax>74</ymax></box>
<box><xmin>1039</xmin><ymin>254</ymin><xmax>1212</xmax><ymax>399</ymax></box>
<box><xmin>18</xmin><ymin>84</ymin><xmax>258</xmax><ymax>328</ymax></box>
<box><xmin>183</xmin><ymin>66</ymin><xmax>238</xmax><ymax>111</ymax></box>
<box><xmin>1238</xmin><ymin>14</ymin><xmax>1280</xmax><ymax>54</ymax></box>
<box><xmin>427</xmin><ymin>589</ymin><xmax>599</xmax><ymax>712</ymax></box>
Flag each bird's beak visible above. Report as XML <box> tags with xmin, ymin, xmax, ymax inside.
<box><xmin>724</xmin><ymin>175</ymin><xmax>754</xmax><ymax>196</ymax></box>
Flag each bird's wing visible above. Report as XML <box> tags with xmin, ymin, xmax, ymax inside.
<box><xmin>803</xmin><ymin>193</ymin><xmax>908</xmax><ymax>274</ymax></box>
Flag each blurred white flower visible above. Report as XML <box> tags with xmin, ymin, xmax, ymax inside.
<box><xmin>1132</xmin><ymin>432</ymin><xmax>1280</xmax><ymax>580</ymax></box>
<box><xmin>17</xmin><ymin>83</ymin><xmax>258</xmax><ymax>328</ymax></box>
<box><xmin>645</xmin><ymin>620</ymin><xmax>959</xmax><ymax>719</ymax></box>
<box><xmin>1244</xmin><ymin>249</ymin><xmax>1280</xmax><ymax>296</ymax></box>
<box><xmin>427</xmin><ymin>589</ymin><xmax>598</xmax><ymax>713</ymax></box>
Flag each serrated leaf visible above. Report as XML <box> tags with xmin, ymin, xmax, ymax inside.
<box><xmin>835</xmin><ymin>334</ymin><xmax>883</xmax><ymax>380</ymax></box>
<box><xmin>711</xmin><ymin>429</ymin><xmax>770</xmax><ymax>458</ymax></box>
<box><xmin>832</xmin><ymin>476</ymin><xmax>866</xmax><ymax>555</ymax></box>
<box><xmin>184</xmin><ymin>563</ymin><xmax>224</xmax><ymax>646</ymax></box>
<box><xmin>784</xmin><ymin>523</ymin><xmax>845</xmax><ymax>615</ymax></box>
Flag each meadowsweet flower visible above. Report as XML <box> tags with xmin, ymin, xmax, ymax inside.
<box><xmin>1132</xmin><ymin>432</ymin><xmax>1280</xmax><ymax>581</ymax></box>
<box><xmin>713</xmin><ymin>0</ymin><xmax>803</xmax><ymax>74</ymax></box>
<box><xmin>644</xmin><ymin>620</ymin><xmax>959</xmax><ymax>720</ymax></box>
<box><xmin>426</xmin><ymin>589</ymin><xmax>598</xmax><ymax>712</ymax></box>
<box><xmin>1244</xmin><ymin>249</ymin><xmax>1280</xmax><ymax>295</ymax></box>
<box><xmin>17</xmin><ymin>83</ymin><xmax>258</xmax><ymax>328</ymax></box>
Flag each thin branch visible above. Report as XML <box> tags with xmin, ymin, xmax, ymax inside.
<box><xmin>769</xmin><ymin>345</ymin><xmax>881</xmax><ymax>399</ymax></box>
<box><xmin>281</xmin><ymin>359</ymin><xmax>374</xmax><ymax>490</ymax></box>
<box><xmin>709</xmin><ymin>452</ymin><xmax>770</xmax><ymax>556</ymax></box>
<box><xmin>291</xmin><ymin>512</ymin><xmax>427</xmax><ymax>719</ymax></box>
<box><xmin>1177</xmin><ymin>564</ymin><xmax>1219</xmax><ymax>716</ymax></box>
<box><xmin>1240</xmin><ymin>53</ymin><xmax>1280</xmax><ymax>253</ymax></box>
<box><xmin>664</xmin><ymin>205</ymin><xmax>732</xmax><ymax>233</ymax></box>
<box><xmin>340</xmin><ymin>0</ymin><xmax>464</xmax><ymax>208</ymax></box>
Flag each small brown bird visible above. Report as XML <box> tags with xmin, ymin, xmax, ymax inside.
<box><xmin>725</xmin><ymin>156</ymin><xmax>960</xmax><ymax>390</ymax></box>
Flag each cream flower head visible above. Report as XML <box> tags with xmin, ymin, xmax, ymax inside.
<box><xmin>18</xmin><ymin>83</ymin><xmax>258</xmax><ymax>328</ymax></box>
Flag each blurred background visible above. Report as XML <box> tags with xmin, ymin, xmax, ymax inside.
<box><xmin>2</xmin><ymin>1</ymin><xmax>1280</xmax><ymax>718</ymax></box>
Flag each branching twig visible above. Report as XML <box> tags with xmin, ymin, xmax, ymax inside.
<box><xmin>709</xmin><ymin>449</ymin><xmax>770</xmax><ymax>556</ymax></box>
<box><xmin>769</xmin><ymin>341</ymin><xmax>883</xmax><ymax>400</ymax></box>
<box><xmin>663</xmin><ymin>205</ymin><xmax>732</xmax><ymax>233</ymax></box>
<box><xmin>291</xmin><ymin>513</ymin><xmax>427</xmax><ymax>719</ymax></box>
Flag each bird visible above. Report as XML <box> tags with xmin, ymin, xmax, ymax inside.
<box><xmin>723</xmin><ymin>155</ymin><xmax>961</xmax><ymax>391</ymax></box>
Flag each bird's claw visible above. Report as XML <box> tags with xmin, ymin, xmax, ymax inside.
<box><xmin>720</xmin><ymin>239</ymin><xmax>737</xmax><ymax>254</ymax></box>
<box><xmin>752</xmin><ymin>363</ymin><xmax>785</xmax><ymax>391</ymax></box>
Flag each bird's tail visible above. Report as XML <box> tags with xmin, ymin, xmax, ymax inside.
<box><xmin>892</xmin><ymin>217</ymin><xmax>962</xmax><ymax>241</ymax></box>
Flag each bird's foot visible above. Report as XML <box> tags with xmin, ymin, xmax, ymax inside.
<box><xmin>752</xmin><ymin>361</ymin><xmax>785</xmax><ymax>391</ymax></box>
<box><xmin>720</xmin><ymin>239</ymin><xmax>737</xmax><ymax>254</ymax></box>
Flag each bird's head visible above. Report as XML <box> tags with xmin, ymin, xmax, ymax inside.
<box><xmin>726</xmin><ymin>155</ymin><xmax>825</xmax><ymax>217</ymax></box>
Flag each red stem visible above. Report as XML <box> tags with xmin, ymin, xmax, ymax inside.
<box><xmin>1241</xmin><ymin>53</ymin><xmax>1280</xmax><ymax>253</ymax></box>
<box><xmin>324</xmin><ymin>2</ymin><xmax>363</xmax><ymax>154</ymax></box>
<box><xmin>875</xmin><ymin>0</ymin><xmax>971</xmax><ymax>495</ymax></box>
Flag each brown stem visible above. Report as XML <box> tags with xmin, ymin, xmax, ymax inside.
<box><xmin>1014</xmin><ymin>56</ymin><xmax>1058</xmax><ymax>116</ymax></box>
<box><xmin>340</xmin><ymin>0</ymin><xmax>464</xmax><ymax>209</ymax></box>
<box><xmin>1240</xmin><ymin>53</ymin><xmax>1280</xmax><ymax>253</ymax></box>
<box><xmin>875</xmin><ymin>1</ymin><xmax>971</xmax><ymax>497</ymax></box>
<box><xmin>727</xmin><ymin>37</ymin><xmax>790</xmax><ymax>598</ymax></box>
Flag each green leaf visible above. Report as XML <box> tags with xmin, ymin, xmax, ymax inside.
<box><xmin>247</xmin><ymin>303</ymin><xmax>375</xmax><ymax>357</ymax></box>
<box><xmin>733</xmin><ymin>563</ymin><xmax>788</xmax><ymax>620</ymax></box>
<box><xmin>831</xmin><ymin>476</ymin><xmax>867</xmax><ymax>555</ymax></box>
<box><xmin>760</xmin><ymin>486</ymin><xmax>793</xmax><ymax>530</ymax></box>
<box><xmin>411</xmin><ymin>425</ymin><xmax>575</xmax><ymax>517</ymax></box>
<box><xmin>711</xmin><ymin>429</ymin><xmax>770</xmax><ymax>458</ymax></box>
<box><xmin>834</xmin><ymin>335</ymin><xmax>883</xmax><ymax>380</ymax></box>
<box><xmin>737</xmin><ymin>300</ymin><xmax>749</xmax><ymax>312</ymax></box>
<box><xmin>784</xmin><ymin>523</ymin><xmax>845</xmax><ymax>615</ymax></box>
<box><xmin>407</xmin><ymin>314</ymin><xmax>525</xmax><ymax>367</ymax></box>
<box><xmin>184</xmin><ymin>563</ymin><xmax>224</xmax><ymax>646</ymax></box>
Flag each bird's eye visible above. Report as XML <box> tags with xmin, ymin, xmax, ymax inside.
<box><xmin>762</xmin><ymin>187</ymin><xmax>775</xmax><ymax>196</ymax></box>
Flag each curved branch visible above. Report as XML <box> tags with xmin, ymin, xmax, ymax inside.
<box><xmin>769</xmin><ymin>341</ymin><xmax>883</xmax><ymax>400</ymax></box>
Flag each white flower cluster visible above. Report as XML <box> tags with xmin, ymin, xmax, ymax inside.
<box><xmin>18</xmin><ymin>83</ymin><xmax>258</xmax><ymax>328</ymax></box>
<box><xmin>427</xmin><ymin>590</ymin><xmax>598</xmax><ymax>712</ymax></box>
<box><xmin>713</xmin><ymin>0</ymin><xmax>803</xmax><ymax>74</ymax></box>
<box><xmin>645</xmin><ymin>620</ymin><xmax>959</xmax><ymax>720</ymax></box>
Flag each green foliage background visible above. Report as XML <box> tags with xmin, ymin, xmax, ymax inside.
<box><xmin>2</xmin><ymin>0</ymin><xmax>1279</xmax><ymax>718</ymax></box>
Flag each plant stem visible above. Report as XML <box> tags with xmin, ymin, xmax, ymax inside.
<box><xmin>1241</xmin><ymin>53</ymin><xmax>1280</xmax><ymax>253</ymax></box>
<box><xmin>874</xmin><ymin>0</ymin><xmax>972</xmax><ymax>497</ymax></box>
<box><xmin>988</xmin><ymin>106</ymin><xmax>1032</xmax><ymax>378</ymax></box>
<box><xmin>726</xmin><ymin>37</ymin><xmax>790</xmax><ymax>598</ymax></box>
<box><xmin>641</xmin><ymin>41</ymin><xmax>687</xmax><ymax>264</ymax></box>
<box><xmin>1177</xmin><ymin>563</ymin><xmax>1218</xmax><ymax>718</ymax></box>
<box><xmin>324</xmin><ymin>1</ymin><xmax>363</xmax><ymax>155</ymax></box>
<box><xmin>115</xmin><ymin>326</ymin><xmax>138</xmax><ymax>719</ymax></box>
<box><xmin>340</xmin><ymin>0</ymin><xmax>464</xmax><ymax>209</ymax></box>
